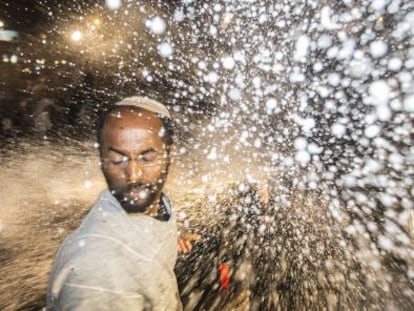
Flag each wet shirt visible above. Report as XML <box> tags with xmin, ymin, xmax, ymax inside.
<box><xmin>47</xmin><ymin>190</ymin><xmax>182</xmax><ymax>311</ymax></box>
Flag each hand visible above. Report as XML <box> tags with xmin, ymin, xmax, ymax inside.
<box><xmin>177</xmin><ymin>231</ymin><xmax>201</xmax><ymax>254</ymax></box>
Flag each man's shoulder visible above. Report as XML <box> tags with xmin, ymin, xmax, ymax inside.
<box><xmin>81</xmin><ymin>190</ymin><xmax>120</xmax><ymax>220</ymax></box>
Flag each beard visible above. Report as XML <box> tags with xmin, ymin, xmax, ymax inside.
<box><xmin>112</xmin><ymin>181</ymin><xmax>162</xmax><ymax>213</ymax></box>
<box><xmin>103</xmin><ymin>161</ymin><xmax>170</xmax><ymax>214</ymax></box>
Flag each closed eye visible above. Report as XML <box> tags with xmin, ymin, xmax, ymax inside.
<box><xmin>107</xmin><ymin>155</ymin><xmax>129</xmax><ymax>165</ymax></box>
<box><xmin>110</xmin><ymin>157</ymin><xmax>128</xmax><ymax>165</ymax></box>
<box><xmin>139</xmin><ymin>149</ymin><xmax>158</xmax><ymax>162</ymax></box>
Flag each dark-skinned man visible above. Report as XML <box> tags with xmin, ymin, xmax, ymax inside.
<box><xmin>47</xmin><ymin>96</ymin><xmax>193</xmax><ymax>310</ymax></box>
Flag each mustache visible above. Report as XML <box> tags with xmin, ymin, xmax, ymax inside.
<box><xmin>121</xmin><ymin>182</ymin><xmax>154</xmax><ymax>193</ymax></box>
<box><xmin>111</xmin><ymin>178</ymin><xmax>167</xmax><ymax>199</ymax></box>
<box><xmin>114</xmin><ymin>183</ymin><xmax>154</xmax><ymax>203</ymax></box>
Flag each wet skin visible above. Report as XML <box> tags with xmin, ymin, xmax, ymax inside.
<box><xmin>100</xmin><ymin>106</ymin><xmax>170</xmax><ymax>215</ymax></box>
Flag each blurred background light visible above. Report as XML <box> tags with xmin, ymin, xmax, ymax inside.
<box><xmin>71</xmin><ymin>30</ymin><xmax>82</xmax><ymax>42</ymax></box>
<box><xmin>105</xmin><ymin>0</ymin><xmax>121</xmax><ymax>11</ymax></box>
<box><xmin>10</xmin><ymin>55</ymin><xmax>18</xmax><ymax>64</ymax></box>
<box><xmin>0</xmin><ymin>29</ymin><xmax>18</xmax><ymax>42</ymax></box>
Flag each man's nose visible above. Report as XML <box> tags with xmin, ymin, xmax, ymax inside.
<box><xmin>125</xmin><ymin>159</ymin><xmax>144</xmax><ymax>182</ymax></box>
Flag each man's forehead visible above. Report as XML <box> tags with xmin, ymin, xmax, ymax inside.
<box><xmin>108</xmin><ymin>106</ymin><xmax>157</xmax><ymax>119</ymax></box>
<box><xmin>105</xmin><ymin>106</ymin><xmax>162</xmax><ymax>130</ymax></box>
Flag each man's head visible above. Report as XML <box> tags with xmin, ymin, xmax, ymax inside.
<box><xmin>97</xmin><ymin>97</ymin><xmax>174</xmax><ymax>215</ymax></box>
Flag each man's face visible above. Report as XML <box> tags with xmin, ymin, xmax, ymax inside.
<box><xmin>100</xmin><ymin>107</ymin><xmax>170</xmax><ymax>214</ymax></box>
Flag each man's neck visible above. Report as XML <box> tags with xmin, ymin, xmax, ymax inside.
<box><xmin>144</xmin><ymin>202</ymin><xmax>160</xmax><ymax>217</ymax></box>
<box><xmin>145</xmin><ymin>192</ymin><xmax>162</xmax><ymax>216</ymax></box>
<box><xmin>144</xmin><ymin>195</ymin><xmax>171</xmax><ymax>221</ymax></box>
<box><xmin>126</xmin><ymin>194</ymin><xmax>161</xmax><ymax>218</ymax></box>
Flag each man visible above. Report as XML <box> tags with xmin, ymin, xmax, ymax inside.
<box><xmin>47</xmin><ymin>96</ymin><xmax>182</xmax><ymax>310</ymax></box>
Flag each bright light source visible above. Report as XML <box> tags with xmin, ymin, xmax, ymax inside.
<box><xmin>0</xmin><ymin>29</ymin><xmax>18</xmax><ymax>42</ymax></box>
<box><xmin>93</xmin><ymin>18</ymin><xmax>101</xmax><ymax>26</ymax></box>
<box><xmin>0</xmin><ymin>20</ymin><xmax>4</xmax><ymax>28</ymax></box>
<box><xmin>10</xmin><ymin>55</ymin><xmax>18</xmax><ymax>64</ymax></box>
<box><xmin>71</xmin><ymin>30</ymin><xmax>82</xmax><ymax>42</ymax></box>
<box><xmin>105</xmin><ymin>0</ymin><xmax>121</xmax><ymax>10</ymax></box>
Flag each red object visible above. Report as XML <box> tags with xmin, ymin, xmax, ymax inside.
<box><xmin>219</xmin><ymin>263</ymin><xmax>230</xmax><ymax>291</ymax></box>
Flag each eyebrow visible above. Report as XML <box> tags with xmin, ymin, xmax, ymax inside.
<box><xmin>108</xmin><ymin>146</ymin><xmax>129</xmax><ymax>157</ymax></box>
<box><xmin>141</xmin><ymin>148</ymin><xmax>157</xmax><ymax>156</ymax></box>
<box><xmin>108</xmin><ymin>146</ymin><xmax>158</xmax><ymax>157</ymax></box>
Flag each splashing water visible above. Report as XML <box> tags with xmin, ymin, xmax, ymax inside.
<box><xmin>0</xmin><ymin>0</ymin><xmax>414</xmax><ymax>309</ymax></box>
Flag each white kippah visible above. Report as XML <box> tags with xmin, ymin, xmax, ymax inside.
<box><xmin>114</xmin><ymin>96</ymin><xmax>172</xmax><ymax>119</ymax></box>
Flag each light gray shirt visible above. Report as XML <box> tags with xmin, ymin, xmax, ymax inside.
<box><xmin>47</xmin><ymin>190</ymin><xmax>182</xmax><ymax>310</ymax></box>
